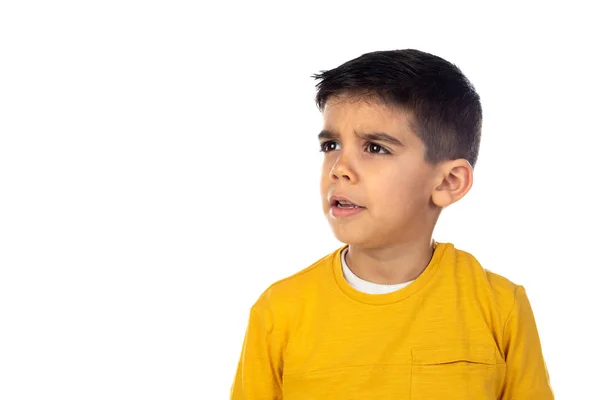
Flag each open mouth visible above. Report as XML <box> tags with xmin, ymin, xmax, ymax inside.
<box><xmin>334</xmin><ymin>200</ymin><xmax>364</xmax><ymax>209</ymax></box>
<box><xmin>329</xmin><ymin>198</ymin><xmax>366</xmax><ymax>218</ymax></box>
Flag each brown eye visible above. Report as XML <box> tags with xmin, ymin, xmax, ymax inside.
<box><xmin>366</xmin><ymin>142</ymin><xmax>389</xmax><ymax>154</ymax></box>
<box><xmin>320</xmin><ymin>141</ymin><xmax>339</xmax><ymax>153</ymax></box>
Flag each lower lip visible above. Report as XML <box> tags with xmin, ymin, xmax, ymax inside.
<box><xmin>330</xmin><ymin>204</ymin><xmax>366</xmax><ymax>218</ymax></box>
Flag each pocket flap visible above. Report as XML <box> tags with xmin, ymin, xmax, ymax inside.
<box><xmin>412</xmin><ymin>344</ymin><xmax>496</xmax><ymax>366</ymax></box>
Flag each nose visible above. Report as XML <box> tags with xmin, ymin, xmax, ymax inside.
<box><xmin>329</xmin><ymin>154</ymin><xmax>357</xmax><ymax>183</ymax></box>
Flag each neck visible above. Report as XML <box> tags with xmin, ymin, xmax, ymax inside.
<box><xmin>345</xmin><ymin>236</ymin><xmax>436</xmax><ymax>285</ymax></box>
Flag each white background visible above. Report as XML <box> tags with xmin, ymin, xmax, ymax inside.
<box><xmin>1</xmin><ymin>1</ymin><xmax>598</xmax><ymax>399</ymax></box>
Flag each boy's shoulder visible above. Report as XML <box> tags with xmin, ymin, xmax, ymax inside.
<box><xmin>251</xmin><ymin>247</ymin><xmax>340</xmax><ymax>311</ymax></box>
<box><xmin>453</xmin><ymin>245</ymin><xmax>522</xmax><ymax>313</ymax></box>
<box><xmin>460</xmin><ymin>245</ymin><xmax>519</xmax><ymax>284</ymax></box>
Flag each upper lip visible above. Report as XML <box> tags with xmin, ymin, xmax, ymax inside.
<box><xmin>329</xmin><ymin>193</ymin><xmax>365</xmax><ymax>208</ymax></box>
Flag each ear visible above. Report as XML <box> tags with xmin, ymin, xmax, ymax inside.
<box><xmin>431</xmin><ymin>159</ymin><xmax>473</xmax><ymax>208</ymax></box>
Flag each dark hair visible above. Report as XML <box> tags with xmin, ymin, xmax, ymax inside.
<box><xmin>312</xmin><ymin>49</ymin><xmax>482</xmax><ymax>167</ymax></box>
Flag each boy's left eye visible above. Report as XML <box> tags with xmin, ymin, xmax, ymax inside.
<box><xmin>366</xmin><ymin>142</ymin><xmax>389</xmax><ymax>154</ymax></box>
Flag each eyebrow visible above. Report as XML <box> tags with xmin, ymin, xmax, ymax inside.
<box><xmin>318</xmin><ymin>129</ymin><xmax>404</xmax><ymax>147</ymax></box>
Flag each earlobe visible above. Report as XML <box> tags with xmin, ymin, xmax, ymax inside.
<box><xmin>431</xmin><ymin>160</ymin><xmax>473</xmax><ymax>207</ymax></box>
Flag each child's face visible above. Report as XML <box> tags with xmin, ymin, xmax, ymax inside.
<box><xmin>319</xmin><ymin>95</ymin><xmax>441</xmax><ymax>248</ymax></box>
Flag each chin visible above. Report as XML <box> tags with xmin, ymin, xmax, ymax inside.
<box><xmin>328</xmin><ymin>223</ymin><xmax>380</xmax><ymax>249</ymax></box>
<box><xmin>323</xmin><ymin>206</ymin><xmax>390</xmax><ymax>248</ymax></box>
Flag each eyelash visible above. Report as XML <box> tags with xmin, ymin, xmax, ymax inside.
<box><xmin>319</xmin><ymin>141</ymin><xmax>391</xmax><ymax>155</ymax></box>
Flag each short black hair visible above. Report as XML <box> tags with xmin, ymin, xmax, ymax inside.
<box><xmin>312</xmin><ymin>49</ymin><xmax>482</xmax><ymax>167</ymax></box>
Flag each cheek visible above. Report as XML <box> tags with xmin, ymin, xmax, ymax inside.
<box><xmin>370</xmin><ymin>172</ymin><xmax>429</xmax><ymax>211</ymax></box>
<box><xmin>320</xmin><ymin>167</ymin><xmax>328</xmax><ymax>190</ymax></box>
<box><xmin>320</xmin><ymin>160</ymin><xmax>333</xmax><ymax>186</ymax></box>
<box><xmin>320</xmin><ymin>166</ymin><xmax>331</xmax><ymax>200</ymax></box>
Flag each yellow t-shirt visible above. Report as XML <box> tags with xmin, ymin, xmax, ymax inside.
<box><xmin>231</xmin><ymin>242</ymin><xmax>554</xmax><ymax>399</ymax></box>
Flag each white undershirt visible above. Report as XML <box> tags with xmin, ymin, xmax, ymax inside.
<box><xmin>341</xmin><ymin>247</ymin><xmax>414</xmax><ymax>294</ymax></box>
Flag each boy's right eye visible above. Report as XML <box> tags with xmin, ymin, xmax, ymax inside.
<box><xmin>320</xmin><ymin>141</ymin><xmax>340</xmax><ymax>153</ymax></box>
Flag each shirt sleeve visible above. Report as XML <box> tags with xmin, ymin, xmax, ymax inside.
<box><xmin>230</xmin><ymin>305</ymin><xmax>283</xmax><ymax>400</ymax></box>
<box><xmin>500</xmin><ymin>285</ymin><xmax>554</xmax><ymax>399</ymax></box>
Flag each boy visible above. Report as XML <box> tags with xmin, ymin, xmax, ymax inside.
<box><xmin>230</xmin><ymin>49</ymin><xmax>553</xmax><ymax>399</ymax></box>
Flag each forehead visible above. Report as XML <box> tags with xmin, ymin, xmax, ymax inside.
<box><xmin>322</xmin><ymin>95</ymin><xmax>416</xmax><ymax>138</ymax></box>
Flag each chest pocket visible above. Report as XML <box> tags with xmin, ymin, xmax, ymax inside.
<box><xmin>410</xmin><ymin>344</ymin><xmax>505</xmax><ymax>400</ymax></box>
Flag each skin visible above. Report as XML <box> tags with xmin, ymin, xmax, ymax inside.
<box><xmin>319</xmin><ymin>94</ymin><xmax>473</xmax><ymax>285</ymax></box>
